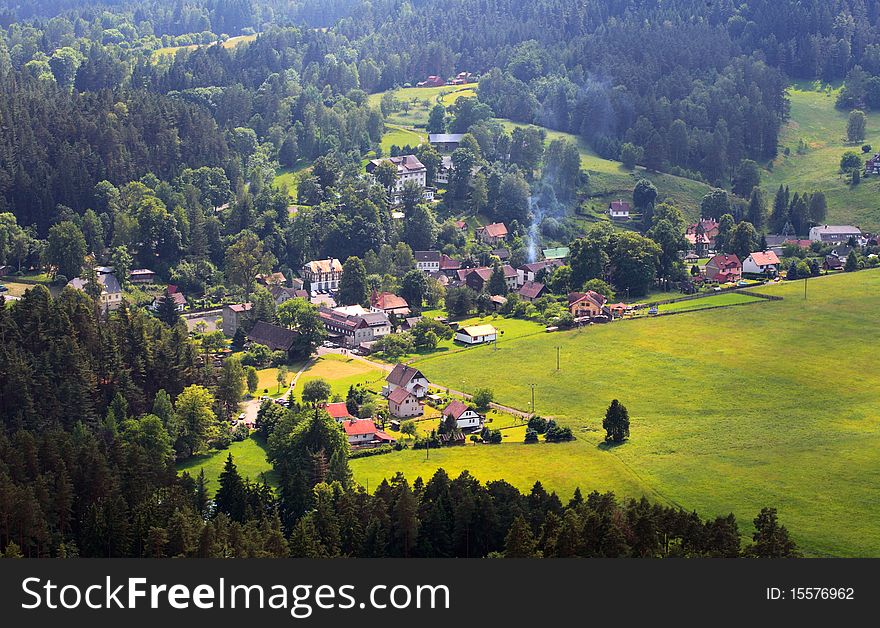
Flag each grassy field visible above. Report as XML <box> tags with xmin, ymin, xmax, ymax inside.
<box><xmin>655</xmin><ymin>291</ymin><xmax>766</xmax><ymax>314</ymax></box>
<box><xmin>352</xmin><ymin>270</ymin><xmax>880</xmax><ymax>556</ymax></box>
<box><xmin>273</xmin><ymin>160</ymin><xmax>312</xmax><ymax>200</ymax></box>
<box><xmin>368</xmin><ymin>83</ymin><xmax>478</xmax><ymax>127</ymax></box>
<box><xmin>764</xmin><ymin>83</ymin><xmax>880</xmax><ymax>230</ymax></box>
<box><xmin>152</xmin><ymin>34</ymin><xmax>258</xmax><ymax>59</ymax></box>
<box><xmin>296</xmin><ymin>354</ymin><xmax>387</xmax><ymax>401</ymax></box>
<box><xmin>254</xmin><ymin>366</ymin><xmax>298</xmax><ymax>398</ymax></box>
<box><xmin>495</xmin><ymin>119</ymin><xmax>712</xmax><ymax>220</ymax></box>
<box><xmin>177</xmin><ymin>435</ymin><xmax>276</xmax><ymax>495</ymax></box>
<box><xmin>380</xmin><ymin>124</ymin><xmax>427</xmax><ymax>154</ymax></box>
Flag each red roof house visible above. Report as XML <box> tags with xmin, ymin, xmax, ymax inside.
<box><xmin>705</xmin><ymin>254</ymin><xmax>742</xmax><ymax>282</ymax></box>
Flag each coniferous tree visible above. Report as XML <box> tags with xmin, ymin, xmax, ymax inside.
<box><xmin>215</xmin><ymin>454</ymin><xmax>248</xmax><ymax>523</ymax></box>
<box><xmin>603</xmin><ymin>399</ymin><xmax>630</xmax><ymax>443</ymax></box>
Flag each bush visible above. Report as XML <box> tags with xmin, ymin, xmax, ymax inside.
<box><xmin>524</xmin><ymin>428</ymin><xmax>539</xmax><ymax>443</ymax></box>
<box><xmin>472</xmin><ymin>388</ymin><xmax>494</xmax><ymax>412</ymax></box>
<box><xmin>545</xmin><ymin>424</ymin><xmax>574</xmax><ymax>442</ymax></box>
<box><xmin>481</xmin><ymin>427</ymin><xmax>502</xmax><ymax>443</ymax></box>
<box><xmin>231</xmin><ymin>422</ymin><xmax>250</xmax><ymax>442</ymax></box>
<box><xmin>349</xmin><ymin>444</ymin><xmax>395</xmax><ymax>459</ymax></box>
<box><xmin>528</xmin><ymin>416</ymin><xmax>548</xmax><ymax>433</ymax></box>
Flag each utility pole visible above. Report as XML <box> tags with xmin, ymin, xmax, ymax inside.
<box><xmin>528</xmin><ymin>383</ymin><xmax>536</xmax><ymax>414</ymax></box>
<box><xmin>556</xmin><ymin>346</ymin><xmax>561</xmax><ymax>371</ymax></box>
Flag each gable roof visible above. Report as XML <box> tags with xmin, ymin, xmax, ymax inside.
<box><xmin>227</xmin><ymin>302</ymin><xmax>252</xmax><ymax>313</ymax></box>
<box><xmin>386</xmin><ymin>363</ymin><xmax>426</xmax><ymax>387</ymax></box>
<box><xmin>387</xmin><ymin>387</ymin><xmax>416</xmax><ymax>404</ymax></box>
<box><xmin>443</xmin><ymin>399</ymin><xmax>470</xmax><ymax>420</ymax></box>
<box><xmin>303</xmin><ymin>258</ymin><xmax>342</xmax><ymax>274</ymax></box>
<box><xmin>518</xmin><ymin>281</ymin><xmax>546</xmax><ymax>300</ymax></box>
<box><xmin>568</xmin><ymin>290</ymin><xmax>607</xmax><ymax>308</ymax></box>
<box><xmin>342</xmin><ymin>419</ymin><xmax>379</xmax><ymax>436</ymax></box>
<box><xmin>439</xmin><ymin>254</ymin><xmax>461</xmax><ymax>270</ymax></box>
<box><xmin>812</xmin><ymin>225</ymin><xmax>861</xmax><ymax>235</ymax></box>
<box><xmin>459</xmin><ymin>324</ymin><xmax>497</xmax><ymax>337</ymax></box>
<box><xmin>478</xmin><ymin>222</ymin><xmax>508</xmax><ymax>238</ymax></box>
<box><xmin>325</xmin><ymin>402</ymin><xmax>354</xmax><ymax>420</ymax></box>
<box><xmin>609</xmin><ymin>200</ymin><xmax>631</xmax><ymax>212</ymax></box>
<box><xmin>747</xmin><ymin>251</ymin><xmax>780</xmax><ymax>266</ymax></box>
<box><xmin>707</xmin><ymin>254</ymin><xmax>741</xmax><ymax>270</ymax></box>
<box><xmin>367</xmin><ymin>155</ymin><xmax>426</xmax><ymax>175</ymax></box>
<box><xmin>414</xmin><ymin>250</ymin><xmax>441</xmax><ymax>263</ymax></box>
<box><xmin>247</xmin><ymin>321</ymin><xmax>299</xmax><ymax>352</ymax></box>
<box><xmin>371</xmin><ymin>291</ymin><xmax>409</xmax><ymax>312</ymax></box>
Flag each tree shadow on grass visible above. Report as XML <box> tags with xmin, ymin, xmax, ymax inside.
<box><xmin>597</xmin><ymin>439</ymin><xmax>628</xmax><ymax>451</ymax></box>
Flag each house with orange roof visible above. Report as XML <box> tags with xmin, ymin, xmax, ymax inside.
<box><xmin>341</xmin><ymin>419</ymin><xmax>396</xmax><ymax>448</ymax></box>
<box><xmin>743</xmin><ymin>250</ymin><xmax>781</xmax><ymax>275</ymax></box>
<box><xmin>475</xmin><ymin>222</ymin><xmax>508</xmax><ymax>245</ymax></box>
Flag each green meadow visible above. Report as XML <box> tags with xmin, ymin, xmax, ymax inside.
<box><xmin>177</xmin><ymin>435</ymin><xmax>277</xmax><ymax>496</ymax></box>
<box><xmin>352</xmin><ymin>270</ymin><xmax>880</xmax><ymax>557</ymax></box>
<box><xmin>764</xmin><ymin>83</ymin><xmax>880</xmax><ymax>230</ymax></box>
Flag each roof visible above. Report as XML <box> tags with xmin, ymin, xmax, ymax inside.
<box><xmin>342</xmin><ymin>419</ymin><xmax>379</xmax><ymax>436</ymax></box>
<box><xmin>325</xmin><ymin>402</ymin><xmax>354</xmax><ymax>420</ymax></box>
<box><xmin>67</xmin><ymin>272</ymin><xmax>122</xmax><ymax>295</ymax></box>
<box><xmin>443</xmin><ymin>399</ymin><xmax>470</xmax><ymax>420</ymax></box>
<box><xmin>247</xmin><ymin>321</ymin><xmax>299</xmax><ymax>352</ymax></box>
<box><xmin>367</xmin><ymin>155</ymin><xmax>426</xmax><ymax>175</ymax></box>
<box><xmin>439</xmin><ymin>254</ymin><xmax>461</xmax><ymax>270</ymax></box>
<box><xmin>414</xmin><ymin>250</ymin><xmax>441</xmax><ymax>263</ymax></box>
<box><xmin>227</xmin><ymin>303</ymin><xmax>253</xmax><ymax>313</ymax></box>
<box><xmin>491</xmin><ymin>248</ymin><xmax>510</xmax><ymax>260</ymax></box>
<box><xmin>824</xmin><ymin>255</ymin><xmax>844</xmax><ymax>268</ymax></box>
<box><xmin>459</xmin><ymin>324</ymin><xmax>497</xmax><ymax>337</ymax></box>
<box><xmin>707</xmin><ymin>254</ymin><xmax>741</xmax><ymax>271</ymax></box>
<box><xmin>303</xmin><ymin>258</ymin><xmax>343</xmax><ymax>274</ymax></box>
<box><xmin>386</xmin><ymin>363</ymin><xmax>427</xmax><ymax>387</ymax></box>
<box><xmin>429</xmin><ymin>133</ymin><xmax>465</xmax><ymax>144</ymax></box>
<box><xmin>519</xmin><ymin>281</ymin><xmax>546</xmax><ymax>300</ymax></box>
<box><xmin>747</xmin><ymin>251</ymin><xmax>780</xmax><ymax>266</ymax></box>
<box><xmin>371</xmin><ymin>291</ymin><xmax>409</xmax><ymax>312</ymax></box>
<box><xmin>569</xmin><ymin>290</ymin><xmax>607</xmax><ymax>308</ymax></box>
<box><xmin>129</xmin><ymin>268</ymin><xmax>155</xmax><ymax>276</ymax></box>
<box><xmin>478</xmin><ymin>222</ymin><xmax>508</xmax><ymax>238</ymax></box>
<box><xmin>167</xmin><ymin>292</ymin><xmax>187</xmax><ymax>306</ymax></box>
<box><xmin>811</xmin><ymin>225</ymin><xmax>861</xmax><ymax>235</ymax></box>
<box><xmin>520</xmin><ymin>259</ymin><xmax>562</xmax><ymax>274</ymax></box>
<box><xmin>388</xmin><ymin>387</ymin><xmax>416</xmax><ymax>404</ymax></box>
<box><xmin>609</xmin><ymin>200</ymin><xmax>631</xmax><ymax>212</ymax></box>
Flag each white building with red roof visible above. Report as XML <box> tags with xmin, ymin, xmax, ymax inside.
<box><xmin>324</xmin><ymin>401</ymin><xmax>356</xmax><ymax>423</ymax></box>
<box><xmin>608</xmin><ymin>199</ymin><xmax>631</xmax><ymax>220</ymax></box>
<box><xmin>442</xmin><ymin>400</ymin><xmax>483</xmax><ymax>431</ymax></box>
<box><xmin>742</xmin><ymin>250</ymin><xmax>781</xmax><ymax>275</ymax></box>
<box><xmin>341</xmin><ymin>419</ymin><xmax>396</xmax><ymax>448</ymax></box>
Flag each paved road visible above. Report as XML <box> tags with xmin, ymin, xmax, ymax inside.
<box><xmin>239</xmin><ymin>358</ymin><xmax>314</xmax><ymax>423</ymax></box>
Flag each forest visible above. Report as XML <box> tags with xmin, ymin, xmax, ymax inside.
<box><xmin>2</xmin><ymin>0</ymin><xmax>874</xmax><ymax>559</ymax></box>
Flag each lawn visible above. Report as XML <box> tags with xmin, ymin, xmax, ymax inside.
<box><xmin>380</xmin><ymin>124</ymin><xmax>427</xmax><ymax>154</ymax></box>
<box><xmin>655</xmin><ymin>291</ymin><xmax>766</xmax><ymax>314</ymax></box>
<box><xmin>296</xmin><ymin>354</ymin><xmax>387</xmax><ymax>401</ymax></box>
<box><xmin>254</xmin><ymin>366</ymin><xmax>299</xmax><ymax>398</ymax></box>
<box><xmin>352</xmin><ymin>270</ymin><xmax>880</xmax><ymax>556</ymax></box>
<box><xmin>274</xmin><ymin>160</ymin><xmax>312</xmax><ymax>200</ymax></box>
<box><xmin>176</xmin><ymin>435</ymin><xmax>276</xmax><ymax>496</ymax></box>
<box><xmin>368</xmin><ymin>83</ymin><xmax>478</xmax><ymax>128</ymax></box>
<box><xmin>764</xmin><ymin>82</ymin><xmax>880</xmax><ymax>230</ymax></box>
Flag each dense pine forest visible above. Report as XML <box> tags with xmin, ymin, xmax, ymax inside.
<box><xmin>4</xmin><ymin>0</ymin><xmax>876</xmax><ymax>558</ymax></box>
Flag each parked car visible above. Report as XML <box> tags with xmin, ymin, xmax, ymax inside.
<box><xmin>0</xmin><ymin>284</ymin><xmax>7</xmax><ymax>293</ymax></box>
